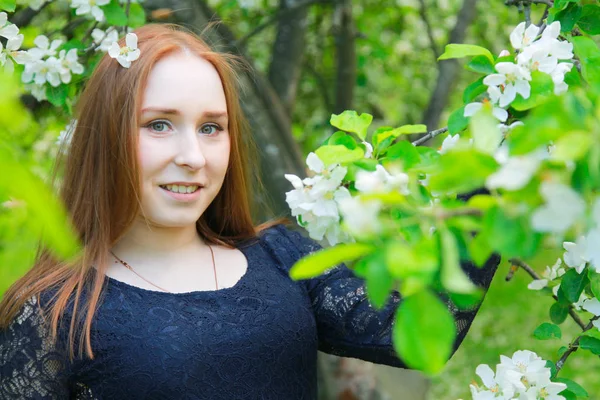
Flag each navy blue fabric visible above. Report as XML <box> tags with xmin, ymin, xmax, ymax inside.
<box><xmin>0</xmin><ymin>224</ymin><xmax>499</xmax><ymax>399</ymax></box>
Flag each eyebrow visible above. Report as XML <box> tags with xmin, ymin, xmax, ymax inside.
<box><xmin>141</xmin><ymin>107</ymin><xmax>228</xmax><ymax>119</ymax></box>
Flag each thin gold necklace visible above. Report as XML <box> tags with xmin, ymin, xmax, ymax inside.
<box><xmin>109</xmin><ymin>246</ymin><xmax>218</xmax><ymax>293</ymax></box>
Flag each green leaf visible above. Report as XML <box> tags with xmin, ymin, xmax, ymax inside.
<box><xmin>46</xmin><ymin>84</ymin><xmax>69</xmax><ymax>107</ymax></box>
<box><xmin>438</xmin><ymin>44</ymin><xmax>494</xmax><ymax>64</ymax></box>
<box><xmin>550</xmin><ymin>302</ymin><xmax>570</xmax><ymax>324</ymax></box>
<box><xmin>396</xmin><ymin>124</ymin><xmax>427</xmax><ymax>135</ymax></box>
<box><xmin>466</xmin><ymin>56</ymin><xmax>495</xmax><ymax>75</ymax></box>
<box><xmin>511</xmin><ymin>71</ymin><xmax>554</xmax><ymax>111</ymax></box>
<box><xmin>384</xmin><ymin>140</ymin><xmax>421</xmax><ymax>170</ymax></box>
<box><xmin>551</xmin><ymin>131</ymin><xmax>593</xmax><ymax>162</ymax></box>
<box><xmin>0</xmin><ymin>0</ymin><xmax>16</xmax><ymax>12</ymax></box>
<box><xmin>559</xmin><ymin>268</ymin><xmax>589</xmax><ymax>303</ymax></box>
<box><xmin>579</xmin><ymin>335</ymin><xmax>600</xmax><ymax>355</ymax></box>
<box><xmin>448</xmin><ymin>106</ymin><xmax>469</xmax><ymax>135</ymax></box>
<box><xmin>572</xmin><ymin>36</ymin><xmax>600</xmax><ymax>87</ymax></box>
<box><xmin>327</xmin><ymin>131</ymin><xmax>358</xmax><ymax>150</ymax></box>
<box><xmin>553</xmin><ymin>0</ymin><xmax>578</xmax><ymax>11</ymax></box>
<box><xmin>0</xmin><ymin>144</ymin><xmax>81</xmax><ymax>260</ymax></box>
<box><xmin>533</xmin><ymin>322</ymin><xmax>562</xmax><ymax>340</ymax></box>
<box><xmin>559</xmin><ymin>390</ymin><xmax>577</xmax><ymax>400</ymax></box>
<box><xmin>469</xmin><ymin>107</ymin><xmax>503</xmax><ymax>155</ymax></box>
<box><xmin>289</xmin><ymin>242</ymin><xmax>375</xmax><ymax>280</ymax></box>
<box><xmin>386</xmin><ymin>239</ymin><xmax>439</xmax><ymax>279</ymax></box>
<box><xmin>360</xmin><ymin>252</ymin><xmax>394</xmax><ymax>309</ymax></box>
<box><xmin>330</xmin><ymin>111</ymin><xmax>373</xmax><ymax>140</ymax></box>
<box><xmin>551</xmin><ymin>3</ymin><xmax>583</xmax><ymax>33</ymax></box>
<box><xmin>429</xmin><ymin>150</ymin><xmax>498</xmax><ymax>194</ymax></box>
<box><xmin>588</xmin><ymin>269</ymin><xmax>600</xmax><ymax>300</ymax></box>
<box><xmin>101</xmin><ymin>0</ymin><xmax>128</xmax><ymax>26</ymax></box>
<box><xmin>439</xmin><ymin>228</ymin><xmax>477</xmax><ymax>294</ymax></box>
<box><xmin>394</xmin><ymin>290</ymin><xmax>456</xmax><ymax>374</ymax></box>
<box><xmin>483</xmin><ymin>206</ymin><xmax>541</xmax><ymax>259</ymax></box>
<box><xmin>314</xmin><ymin>144</ymin><xmax>364</xmax><ymax>166</ymax></box>
<box><xmin>578</xmin><ymin>4</ymin><xmax>600</xmax><ymax>35</ymax></box>
<box><xmin>467</xmin><ymin>232</ymin><xmax>494</xmax><ymax>268</ymax></box>
<box><xmin>462</xmin><ymin>77</ymin><xmax>487</xmax><ymax>104</ymax></box>
<box><xmin>127</xmin><ymin>2</ymin><xmax>146</xmax><ymax>28</ymax></box>
<box><xmin>555</xmin><ymin>378</ymin><xmax>589</xmax><ymax>397</ymax></box>
<box><xmin>557</xmin><ymin>345</ymin><xmax>569</xmax><ymax>357</ymax></box>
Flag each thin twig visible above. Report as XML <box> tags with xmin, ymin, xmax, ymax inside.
<box><xmin>508</xmin><ymin>258</ymin><xmax>587</xmax><ymax>330</ymax></box>
<box><xmin>504</xmin><ymin>0</ymin><xmax>553</xmax><ymax>6</ymax></box>
<box><xmin>234</xmin><ymin>0</ymin><xmax>330</xmax><ymax>49</ymax></box>
<box><xmin>555</xmin><ymin>317</ymin><xmax>599</xmax><ymax>373</ymax></box>
<box><xmin>524</xmin><ymin>3</ymin><xmax>532</xmax><ymax>26</ymax></box>
<box><xmin>411</xmin><ymin>127</ymin><xmax>448</xmax><ymax>146</ymax></box>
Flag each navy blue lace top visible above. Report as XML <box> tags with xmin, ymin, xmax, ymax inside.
<box><xmin>0</xmin><ymin>224</ymin><xmax>500</xmax><ymax>399</ymax></box>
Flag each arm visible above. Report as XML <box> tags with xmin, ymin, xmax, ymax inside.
<box><xmin>0</xmin><ymin>294</ymin><xmax>71</xmax><ymax>399</ymax></box>
<box><xmin>265</xmin><ymin>223</ymin><xmax>500</xmax><ymax>369</ymax></box>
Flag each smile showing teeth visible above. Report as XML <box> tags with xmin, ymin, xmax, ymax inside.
<box><xmin>160</xmin><ymin>184</ymin><xmax>200</xmax><ymax>194</ymax></box>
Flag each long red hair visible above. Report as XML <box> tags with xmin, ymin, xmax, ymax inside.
<box><xmin>0</xmin><ymin>23</ymin><xmax>289</xmax><ymax>360</ymax></box>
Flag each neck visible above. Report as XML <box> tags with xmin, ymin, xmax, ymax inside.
<box><xmin>112</xmin><ymin>218</ymin><xmax>206</xmax><ymax>260</ymax></box>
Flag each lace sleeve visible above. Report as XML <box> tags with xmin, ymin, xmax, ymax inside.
<box><xmin>266</xmin><ymin>224</ymin><xmax>500</xmax><ymax>369</ymax></box>
<box><xmin>0</xmin><ymin>295</ymin><xmax>70</xmax><ymax>399</ymax></box>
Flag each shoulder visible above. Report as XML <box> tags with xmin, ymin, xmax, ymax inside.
<box><xmin>255</xmin><ymin>223</ymin><xmax>322</xmax><ymax>270</ymax></box>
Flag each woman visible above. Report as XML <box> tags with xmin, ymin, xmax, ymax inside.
<box><xmin>0</xmin><ymin>24</ymin><xmax>499</xmax><ymax>399</ymax></box>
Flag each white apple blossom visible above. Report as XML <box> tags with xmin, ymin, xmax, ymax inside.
<box><xmin>510</xmin><ymin>22</ymin><xmax>540</xmax><ymax>50</ymax></box>
<box><xmin>550</xmin><ymin>62</ymin><xmax>573</xmax><ymax>95</ymax></box>
<box><xmin>0</xmin><ymin>13</ymin><xmax>19</xmax><ymax>40</ymax></box>
<box><xmin>338</xmin><ymin>197</ymin><xmax>383</xmax><ymax>238</ymax></box>
<box><xmin>496</xmin><ymin>121</ymin><xmax>524</xmax><ymax>136</ymax></box>
<box><xmin>531</xmin><ymin>182</ymin><xmax>585</xmax><ymax>234</ymax></box>
<box><xmin>438</xmin><ymin>133</ymin><xmax>460</xmax><ymax>154</ymax></box>
<box><xmin>528</xmin><ymin>258</ymin><xmax>564</xmax><ymax>290</ymax></box>
<box><xmin>92</xmin><ymin>28</ymin><xmax>119</xmax><ymax>52</ymax></box>
<box><xmin>361</xmin><ymin>141</ymin><xmax>373</xmax><ymax>158</ymax></box>
<box><xmin>108</xmin><ymin>33</ymin><xmax>141</xmax><ymax>68</ymax></box>
<box><xmin>0</xmin><ymin>33</ymin><xmax>29</xmax><ymax>73</ymax></box>
<box><xmin>28</xmin><ymin>35</ymin><xmax>63</xmax><ymax>61</ymax></box>
<box><xmin>498</xmin><ymin>49</ymin><xmax>511</xmax><ymax>58</ymax></box>
<box><xmin>464</xmin><ymin>99</ymin><xmax>508</xmax><ymax>123</ymax></box>
<box><xmin>562</xmin><ymin>235</ymin><xmax>589</xmax><ymax>273</ymax></box>
<box><xmin>355</xmin><ymin>164</ymin><xmax>409</xmax><ymax>195</ymax></box>
<box><xmin>71</xmin><ymin>0</ymin><xmax>110</xmax><ymax>22</ymax></box>
<box><xmin>284</xmin><ymin>152</ymin><xmax>353</xmax><ymax>246</ymax></box>
<box><xmin>24</xmin><ymin>83</ymin><xmax>47</xmax><ymax>101</ymax></box>
<box><xmin>485</xmin><ymin>152</ymin><xmax>541</xmax><ymax>191</ymax></box>
<box><xmin>581</xmin><ymin>297</ymin><xmax>600</xmax><ymax>316</ymax></box>
<box><xmin>469</xmin><ymin>364</ymin><xmax>515</xmax><ymax>399</ymax></box>
<box><xmin>484</xmin><ymin>62</ymin><xmax>532</xmax><ymax>108</ymax></box>
<box><xmin>50</xmin><ymin>49</ymin><xmax>85</xmax><ymax>84</ymax></box>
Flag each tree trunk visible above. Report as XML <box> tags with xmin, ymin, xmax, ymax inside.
<box><xmin>268</xmin><ymin>0</ymin><xmax>310</xmax><ymax>116</ymax></box>
<box><xmin>333</xmin><ymin>0</ymin><xmax>356</xmax><ymax>114</ymax></box>
<box><xmin>421</xmin><ymin>0</ymin><xmax>478</xmax><ymax>132</ymax></box>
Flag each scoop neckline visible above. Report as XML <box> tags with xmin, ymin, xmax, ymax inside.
<box><xmin>103</xmin><ymin>239</ymin><xmax>255</xmax><ymax>297</ymax></box>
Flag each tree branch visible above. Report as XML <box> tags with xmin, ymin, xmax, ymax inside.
<box><xmin>555</xmin><ymin>317</ymin><xmax>599</xmax><ymax>374</ymax></box>
<box><xmin>508</xmin><ymin>258</ymin><xmax>587</xmax><ymax>330</ymax></box>
<box><xmin>504</xmin><ymin>0</ymin><xmax>553</xmax><ymax>6</ymax></box>
<box><xmin>411</xmin><ymin>127</ymin><xmax>448</xmax><ymax>146</ymax></box>
<box><xmin>332</xmin><ymin>0</ymin><xmax>356</xmax><ymax>114</ymax></box>
<box><xmin>303</xmin><ymin>60</ymin><xmax>333</xmax><ymax>111</ymax></box>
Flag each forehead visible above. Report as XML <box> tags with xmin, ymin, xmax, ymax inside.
<box><xmin>141</xmin><ymin>53</ymin><xmax>227</xmax><ymax>113</ymax></box>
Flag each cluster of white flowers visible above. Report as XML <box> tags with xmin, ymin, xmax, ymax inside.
<box><xmin>470</xmin><ymin>350</ymin><xmax>566</xmax><ymax>399</ymax></box>
<box><xmin>463</xmin><ymin>21</ymin><xmax>573</xmax><ymax>129</ymax></box>
<box><xmin>17</xmin><ymin>35</ymin><xmax>85</xmax><ymax>101</ymax></box>
<box><xmin>71</xmin><ymin>0</ymin><xmax>110</xmax><ymax>22</ymax></box>
<box><xmin>284</xmin><ymin>149</ymin><xmax>412</xmax><ymax>245</ymax></box>
<box><xmin>284</xmin><ymin>152</ymin><xmax>352</xmax><ymax>246</ymax></box>
<box><xmin>0</xmin><ymin>12</ymin><xmax>29</xmax><ymax>74</ymax></box>
<box><xmin>91</xmin><ymin>28</ymin><xmax>120</xmax><ymax>52</ymax></box>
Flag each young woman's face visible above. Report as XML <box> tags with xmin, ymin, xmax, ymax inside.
<box><xmin>137</xmin><ymin>52</ymin><xmax>230</xmax><ymax>228</ymax></box>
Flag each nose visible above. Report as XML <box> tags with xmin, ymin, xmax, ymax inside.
<box><xmin>174</xmin><ymin>127</ymin><xmax>207</xmax><ymax>170</ymax></box>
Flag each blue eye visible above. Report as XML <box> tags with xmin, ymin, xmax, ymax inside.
<box><xmin>201</xmin><ymin>124</ymin><xmax>223</xmax><ymax>135</ymax></box>
<box><xmin>148</xmin><ymin>121</ymin><xmax>171</xmax><ymax>133</ymax></box>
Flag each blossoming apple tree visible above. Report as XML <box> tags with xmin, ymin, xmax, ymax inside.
<box><xmin>2</xmin><ymin>0</ymin><xmax>600</xmax><ymax>398</ymax></box>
